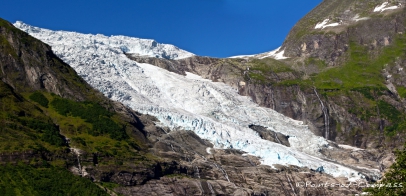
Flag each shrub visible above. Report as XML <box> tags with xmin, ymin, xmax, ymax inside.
<box><xmin>365</xmin><ymin>144</ymin><xmax>406</xmax><ymax>195</ymax></box>
<box><xmin>50</xmin><ymin>98</ymin><xmax>127</xmax><ymax>140</ymax></box>
<box><xmin>29</xmin><ymin>92</ymin><xmax>49</xmax><ymax>107</ymax></box>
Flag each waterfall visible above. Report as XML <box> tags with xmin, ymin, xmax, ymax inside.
<box><xmin>314</xmin><ymin>88</ymin><xmax>329</xmax><ymax>140</ymax></box>
<box><xmin>212</xmin><ymin>163</ymin><xmax>230</xmax><ymax>182</ymax></box>
<box><xmin>274</xmin><ymin>132</ymin><xmax>282</xmax><ymax>144</ymax></box>
<box><xmin>286</xmin><ymin>174</ymin><xmax>297</xmax><ymax>196</ymax></box>
<box><xmin>207</xmin><ymin>182</ymin><xmax>215</xmax><ymax>195</ymax></box>
<box><xmin>195</xmin><ymin>166</ymin><xmax>200</xmax><ymax>179</ymax></box>
<box><xmin>271</xmin><ymin>88</ymin><xmax>276</xmax><ymax>110</ymax></box>
<box><xmin>77</xmin><ymin>155</ymin><xmax>82</xmax><ymax>176</ymax></box>
<box><xmin>244</xmin><ymin>156</ymin><xmax>256</xmax><ymax>166</ymax></box>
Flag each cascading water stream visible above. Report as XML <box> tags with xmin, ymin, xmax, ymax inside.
<box><xmin>314</xmin><ymin>88</ymin><xmax>329</xmax><ymax>140</ymax></box>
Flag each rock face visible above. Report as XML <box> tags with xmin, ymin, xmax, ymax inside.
<box><xmin>112</xmin><ymin>126</ymin><xmax>370</xmax><ymax>196</ymax></box>
<box><xmin>0</xmin><ymin>20</ymin><xmax>93</xmax><ymax>101</ymax></box>
<box><xmin>282</xmin><ymin>0</ymin><xmax>406</xmax><ymax>66</ymax></box>
<box><xmin>249</xmin><ymin>125</ymin><xmax>291</xmax><ymax>147</ymax></box>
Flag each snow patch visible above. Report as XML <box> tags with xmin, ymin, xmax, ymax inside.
<box><xmin>227</xmin><ymin>47</ymin><xmax>288</xmax><ymax>60</ymax></box>
<box><xmin>352</xmin><ymin>14</ymin><xmax>370</xmax><ymax>22</ymax></box>
<box><xmin>228</xmin><ymin>54</ymin><xmax>255</xmax><ymax>59</ymax></box>
<box><xmin>374</xmin><ymin>2</ymin><xmax>389</xmax><ymax>12</ymax></box>
<box><xmin>373</xmin><ymin>2</ymin><xmax>400</xmax><ymax>12</ymax></box>
<box><xmin>206</xmin><ymin>147</ymin><xmax>212</xmax><ymax>154</ymax></box>
<box><xmin>315</xmin><ymin>19</ymin><xmax>330</xmax><ymax>29</ymax></box>
<box><xmin>315</xmin><ymin>19</ymin><xmax>341</xmax><ymax>29</ymax></box>
<box><xmin>258</xmin><ymin>47</ymin><xmax>289</xmax><ymax>60</ymax></box>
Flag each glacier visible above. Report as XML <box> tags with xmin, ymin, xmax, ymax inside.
<box><xmin>13</xmin><ymin>21</ymin><xmax>194</xmax><ymax>60</ymax></box>
<box><xmin>15</xmin><ymin>21</ymin><xmax>368</xmax><ymax>181</ymax></box>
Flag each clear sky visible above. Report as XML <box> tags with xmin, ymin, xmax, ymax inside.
<box><xmin>2</xmin><ymin>0</ymin><xmax>321</xmax><ymax>58</ymax></box>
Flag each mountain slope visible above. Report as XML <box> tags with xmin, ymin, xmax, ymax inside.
<box><xmin>1</xmin><ymin>18</ymin><xmax>375</xmax><ymax>195</ymax></box>
<box><xmin>0</xmin><ymin>18</ymin><xmax>162</xmax><ymax>195</ymax></box>
<box><xmin>14</xmin><ymin>19</ymin><xmax>387</xmax><ymax>185</ymax></box>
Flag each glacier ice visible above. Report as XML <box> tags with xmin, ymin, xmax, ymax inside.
<box><xmin>15</xmin><ymin>21</ymin><xmax>368</xmax><ymax>181</ymax></box>
<box><xmin>14</xmin><ymin>21</ymin><xmax>194</xmax><ymax>60</ymax></box>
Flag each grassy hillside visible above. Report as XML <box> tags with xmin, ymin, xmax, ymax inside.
<box><xmin>0</xmin><ymin>18</ymin><xmax>159</xmax><ymax>195</ymax></box>
<box><xmin>0</xmin><ymin>164</ymin><xmax>108</xmax><ymax>196</ymax></box>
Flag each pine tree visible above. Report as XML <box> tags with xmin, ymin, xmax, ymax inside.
<box><xmin>366</xmin><ymin>144</ymin><xmax>406</xmax><ymax>195</ymax></box>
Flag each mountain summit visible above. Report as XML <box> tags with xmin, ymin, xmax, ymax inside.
<box><xmin>14</xmin><ymin>21</ymin><xmax>194</xmax><ymax>60</ymax></box>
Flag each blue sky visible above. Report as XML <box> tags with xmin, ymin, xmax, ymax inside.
<box><xmin>2</xmin><ymin>0</ymin><xmax>321</xmax><ymax>58</ymax></box>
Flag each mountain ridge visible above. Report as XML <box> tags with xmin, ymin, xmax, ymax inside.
<box><xmin>14</xmin><ymin>21</ymin><xmax>195</xmax><ymax>61</ymax></box>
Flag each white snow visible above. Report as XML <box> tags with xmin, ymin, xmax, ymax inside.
<box><xmin>381</xmin><ymin>6</ymin><xmax>399</xmax><ymax>12</ymax></box>
<box><xmin>373</xmin><ymin>2</ymin><xmax>399</xmax><ymax>12</ymax></box>
<box><xmin>258</xmin><ymin>47</ymin><xmax>289</xmax><ymax>60</ymax></box>
<box><xmin>323</xmin><ymin>23</ymin><xmax>340</xmax><ymax>28</ymax></box>
<box><xmin>314</xmin><ymin>19</ymin><xmax>341</xmax><ymax>29</ymax></box>
<box><xmin>374</xmin><ymin>2</ymin><xmax>389</xmax><ymax>12</ymax></box>
<box><xmin>338</xmin><ymin>144</ymin><xmax>363</xmax><ymax>151</ymax></box>
<box><xmin>228</xmin><ymin>54</ymin><xmax>255</xmax><ymax>59</ymax></box>
<box><xmin>185</xmin><ymin>72</ymin><xmax>211</xmax><ymax>82</ymax></box>
<box><xmin>14</xmin><ymin>21</ymin><xmax>194</xmax><ymax>60</ymax></box>
<box><xmin>15</xmin><ymin>21</ymin><xmax>376</xmax><ymax>181</ymax></box>
<box><xmin>352</xmin><ymin>14</ymin><xmax>370</xmax><ymax>22</ymax></box>
<box><xmin>229</xmin><ymin>47</ymin><xmax>289</xmax><ymax>60</ymax></box>
<box><xmin>206</xmin><ymin>147</ymin><xmax>212</xmax><ymax>154</ymax></box>
<box><xmin>315</xmin><ymin>19</ymin><xmax>330</xmax><ymax>29</ymax></box>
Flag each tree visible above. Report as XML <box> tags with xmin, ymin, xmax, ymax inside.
<box><xmin>365</xmin><ymin>144</ymin><xmax>406</xmax><ymax>195</ymax></box>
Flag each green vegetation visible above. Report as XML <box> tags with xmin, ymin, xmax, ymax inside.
<box><xmin>99</xmin><ymin>181</ymin><xmax>122</xmax><ymax>190</ymax></box>
<box><xmin>312</xmin><ymin>42</ymin><xmax>380</xmax><ymax>89</ymax></box>
<box><xmin>0</xmin><ymin>164</ymin><xmax>108</xmax><ymax>196</ymax></box>
<box><xmin>0</xmin><ymin>82</ymin><xmax>65</xmax><ymax>152</ymax></box>
<box><xmin>305</xmin><ymin>57</ymin><xmax>328</xmax><ymax>70</ymax></box>
<box><xmin>19</xmin><ymin>118</ymin><xmax>65</xmax><ymax>146</ymax></box>
<box><xmin>29</xmin><ymin>91</ymin><xmax>49</xmax><ymax>108</ymax></box>
<box><xmin>397</xmin><ymin>86</ymin><xmax>406</xmax><ymax>98</ymax></box>
<box><xmin>365</xmin><ymin>144</ymin><xmax>406</xmax><ymax>195</ymax></box>
<box><xmin>246</xmin><ymin>58</ymin><xmax>297</xmax><ymax>83</ymax></box>
<box><xmin>50</xmin><ymin>97</ymin><xmax>127</xmax><ymax>140</ymax></box>
<box><xmin>0</xmin><ymin>18</ymin><xmax>162</xmax><ymax>195</ymax></box>
<box><xmin>249</xmin><ymin>58</ymin><xmax>294</xmax><ymax>73</ymax></box>
<box><xmin>351</xmin><ymin>87</ymin><xmax>385</xmax><ymax>100</ymax></box>
<box><xmin>378</xmin><ymin>101</ymin><xmax>401</xmax><ymax>123</ymax></box>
